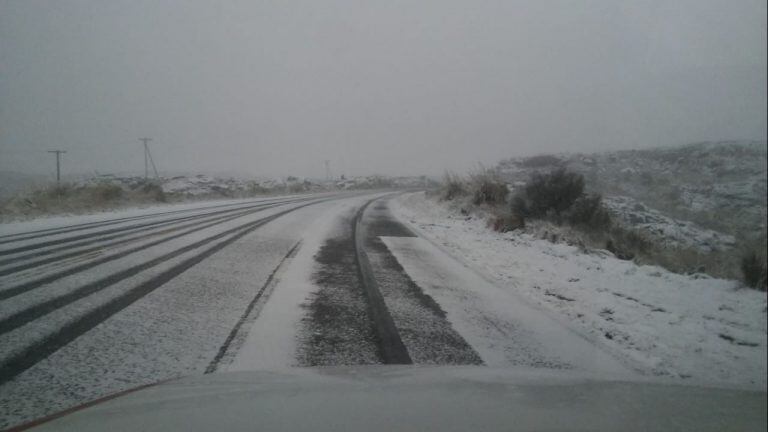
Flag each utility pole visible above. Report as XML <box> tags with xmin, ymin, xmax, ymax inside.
<box><xmin>139</xmin><ymin>138</ymin><xmax>151</xmax><ymax>179</ymax></box>
<box><xmin>139</xmin><ymin>138</ymin><xmax>159</xmax><ymax>180</ymax></box>
<box><xmin>324</xmin><ymin>160</ymin><xmax>331</xmax><ymax>182</ymax></box>
<box><xmin>47</xmin><ymin>150</ymin><xmax>66</xmax><ymax>187</ymax></box>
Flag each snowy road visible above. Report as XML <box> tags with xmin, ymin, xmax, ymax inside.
<box><xmin>0</xmin><ymin>191</ymin><xmax>637</xmax><ymax>429</ymax></box>
<box><xmin>0</xmin><ymin>192</ymin><xmax>366</xmax><ymax>427</ymax></box>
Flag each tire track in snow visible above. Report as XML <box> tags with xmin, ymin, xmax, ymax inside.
<box><xmin>0</xmin><ymin>197</ymin><xmax>312</xmax><ymax>276</ymax></box>
<box><xmin>205</xmin><ymin>240</ymin><xmax>303</xmax><ymax>373</ymax></box>
<box><xmin>0</xmin><ymin>198</ymin><xmax>314</xmax><ymax>300</ymax></box>
<box><xmin>0</xmin><ymin>195</ymin><xmax>306</xmax><ymax>244</ymax></box>
<box><xmin>352</xmin><ymin>197</ymin><xmax>413</xmax><ymax>364</ymax></box>
<box><xmin>0</xmin><ymin>197</ymin><xmax>311</xmax><ymax>257</ymax></box>
<box><xmin>0</xmin><ymin>198</ymin><xmax>331</xmax><ymax>385</ymax></box>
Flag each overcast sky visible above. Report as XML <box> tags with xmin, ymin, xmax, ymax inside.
<box><xmin>1</xmin><ymin>0</ymin><xmax>766</xmax><ymax>179</ymax></box>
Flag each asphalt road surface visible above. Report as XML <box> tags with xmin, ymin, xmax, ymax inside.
<box><xmin>0</xmin><ymin>191</ymin><xmax>632</xmax><ymax>429</ymax></box>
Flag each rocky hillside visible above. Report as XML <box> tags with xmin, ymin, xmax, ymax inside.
<box><xmin>495</xmin><ymin>141</ymin><xmax>767</xmax><ymax>247</ymax></box>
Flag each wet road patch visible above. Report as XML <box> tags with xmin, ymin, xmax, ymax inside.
<box><xmin>297</xmin><ymin>214</ymin><xmax>381</xmax><ymax>366</ymax></box>
<box><xmin>363</xmin><ymin>199</ymin><xmax>483</xmax><ymax>365</ymax></box>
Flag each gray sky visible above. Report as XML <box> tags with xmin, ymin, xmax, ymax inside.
<box><xmin>1</xmin><ymin>0</ymin><xmax>765</xmax><ymax>178</ymax></box>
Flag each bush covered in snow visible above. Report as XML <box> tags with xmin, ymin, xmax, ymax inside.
<box><xmin>497</xmin><ymin>140</ymin><xmax>767</xmax><ymax>243</ymax></box>
<box><xmin>469</xmin><ymin>169</ymin><xmax>508</xmax><ymax>206</ymax></box>
<box><xmin>504</xmin><ymin>168</ymin><xmax>745</xmax><ymax>279</ymax></box>
<box><xmin>440</xmin><ymin>172</ymin><xmax>466</xmax><ymax>201</ymax></box>
<box><xmin>565</xmin><ymin>194</ymin><xmax>612</xmax><ymax>231</ymax></box>
<box><xmin>520</xmin><ymin>168</ymin><xmax>585</xmax><ymax>218</ymax></box>
<box><xmin>420</xmin><ymin>141</ymin><xmax>766</xmax><ymax>286</ymax></box>
<box><xmin>511</xmin><ymin>168</ymin><xmax>612</xmax><ymax>232</ymax></box>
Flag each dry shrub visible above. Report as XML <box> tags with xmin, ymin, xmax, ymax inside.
<box><xmin>1</xmin><ymin>179</ymin><xmax>167</xmax><ymax>219</ymax></box>
<box><xmin>288</xmin><ymin>183</ymin><xmax>306</xmax><ymax>193</ymax></box>
<box><xmin>605</xmin><ymin>225</ymin><xmax>651</xmax><ymax>261</ymax></box>
<box><xmin>143</xmin><ymin>183</ymin><xmax>167</xmax><ymax>202</ymax></box>
<box><xmin>597</xmin><ymin>225</ymin><xmax>744</xmax><ymax>281</ymax></box>
<box><xmin>741</xmin><ymin>250</ymin><xmax>767</xmax><ymax>291</ymax></box>
<box><xmin>89</xmin><ymin>183</ymin><xmax>124</xmax><ymax>202</ymax></box>
<box><xmin>489</xmin><ymin>212</ymin><xmax>525</xmax><ymax>233</ymax></box>
<box><xmin>441</xmin><ymin>171</ymin><xmax>466</xmax><ymax>201</ymax></box>
<box><xmin>521</xmin><ymin>168</ymin><xmax>585</xmax><ymax>217</ymax></box>
<box><xmin>247</xmin><ymin>182</ymin><xmax>270</xmax><ymax>196</ymax></box>
<box><xmin>565</xmin><ymin>194</ymin><xmax>611</xmax><ymax>231</ymax></box>
<box><xmin>469</xmin><ymin>169</ymin><xmax>508</xmax><ymax>206</ymax></box>
<box><xmin>647</xmin><ymin>248</ymin><xmax>737</xmax><ymax>279</ymax></box>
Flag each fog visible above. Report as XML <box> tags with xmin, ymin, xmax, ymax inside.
<box><xmin>1</xmin><ymin>0</ymin><xmax>765</xmax><ymax>179</ymax></box>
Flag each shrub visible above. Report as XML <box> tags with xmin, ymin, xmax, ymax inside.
<box><xmin>741</xmin><ymin>251</ymin><xmax>767</xmax><ymax>291</ymax></box>
<box><xmin>89</xmin><ymin>183</ymin><xmax>124</xmax><ymax>202</ymax></box>
<box><xmin>511</xmin><ymin>195</ymin><xmax>529</xmax><ymax>217</ymax></box>
<box><xmin>648</xmin><ymin>247</ymin><xmax>736</xmax><ymax>279</ymax></box>
<box><xmin>441</xmin><ymin>172</ymin><xmax>466</xmax><ymax>201</ymax></box>
<box><xmin>605</xmin><ymin>226</ymin><xmax>651</xmax><ymax>260</ymax></box>
<box><xmin>247</xmin><ymin>181</ymin><xmax>269</xmax><ymax>196</ymax></box>
<box><xmin>140</xmin><ymin>182</ymin><xmax>167</xmax><ymax>202</ymax></box>
<box><xmin>565</xmin><ymin>194</ymin><xmax>611</xmax><ymax>231</ymax></box>
<box><xmin>470</xmin><ymin>171</ymin><xmax>508</xmax><ymax>206</ymax></box>
<box><xmin>288</xmin><ymin>183</ymin><xmax>306</xmax><ymax>193</ymax></box>
<box><xmin>489</xmin><ymin>212</ymin><xmax>525</xmax><ymax>233</ymax></box>
<box><xmin>523</xmin><ymin>168</ymin><xmax>584</xmax><ymax>217</ymax></box>
<box><xmin>39</xmin><ymin>184</ymin><xmax>73</xmax><ymax>200</ymax></box>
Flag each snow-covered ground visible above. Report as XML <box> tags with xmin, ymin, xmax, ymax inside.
<box><xmin>391</xmin><ymin>192</ymin><xmax>767</xmax><ymax>390</ymax></box>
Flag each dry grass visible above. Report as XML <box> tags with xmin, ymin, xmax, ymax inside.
<box><xmin>468</xmin><ymin>168</ymin><xmax>508</xmax><ymax>206</ymax></box>
<box><xmin>0</xmin><ymin>181</ymin><xmax>168</xmax><ymax>220</ymax></box>
<box><xmin>488</xmin><ymin>211</ymin><xmax>525</xmax><ymax>233</ymax></box>
<box><xmin>440</xmin><ymin>171</ymin><xmax>467</xmax><ymax>201</ymax></box>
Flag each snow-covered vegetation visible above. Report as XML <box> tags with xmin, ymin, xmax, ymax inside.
<box><xmin>497</xmin><ymin>140</ymin><xmax>766</xmax><ymax>242</ymax></box>
<box><xmin>442</xmin><ymin>141</ymin><xmax>767</xmax><ymax>288</ymax></box>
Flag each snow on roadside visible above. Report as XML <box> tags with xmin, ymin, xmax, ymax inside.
<box><xmin>391</xmin><ymin>192</ymin><xmax>767</xmax><ymax>390</ymax></box>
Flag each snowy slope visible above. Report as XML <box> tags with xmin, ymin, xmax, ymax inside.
<box><xmin>603</xmin><ymin>196</ymin><xmax>736</xmax><ymax>252</ymax></box>
<box><xmin>496</xmin><ymin>140</ymin><xmax>767</xmax><ymax>242</ymax></box>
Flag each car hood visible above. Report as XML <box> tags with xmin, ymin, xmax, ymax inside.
<box><xmin>19</xmin><ymin>366</ymin><xmax>767</xmax><ymax>431</ymax></box>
